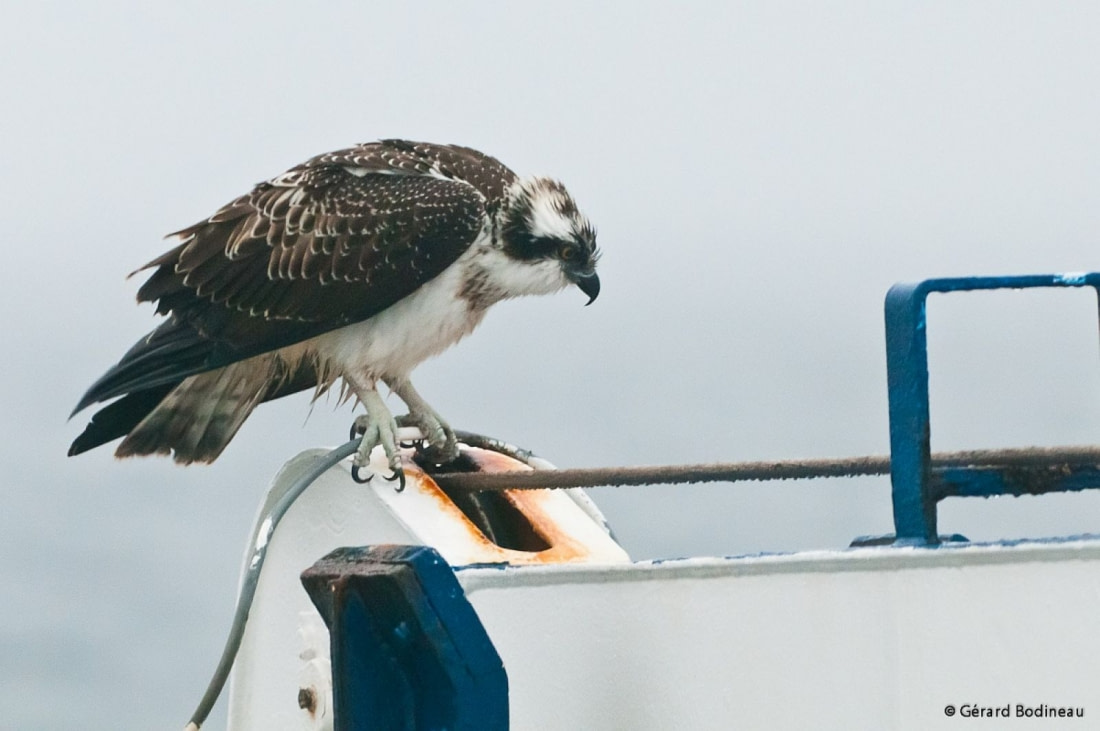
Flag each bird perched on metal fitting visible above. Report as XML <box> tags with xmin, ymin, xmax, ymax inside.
<box><xmin>69</xmin><ymin>139</ymin><xmax>600</xmax><ymax>484</ymax></box>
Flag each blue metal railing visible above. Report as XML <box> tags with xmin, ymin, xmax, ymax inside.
<box><xmin>885</xmin><ymin>273</ymin><xmax>1100</xmax><ymax>544</ymax></box>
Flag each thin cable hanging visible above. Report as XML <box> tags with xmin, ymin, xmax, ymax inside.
<box><xmin>184</xmin><ymin>438</ymin><xmax>359</xmax><ymax>731</ymax></box>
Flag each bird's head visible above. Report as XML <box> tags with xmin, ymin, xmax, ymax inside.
<box><xmin>498</xmin><ymin>176</ymin><xmax>600</xmax><ymax>304</ymax></box>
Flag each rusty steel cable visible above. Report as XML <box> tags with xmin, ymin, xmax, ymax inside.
<box><xmin>428</xmin><ymin>445</ymin><xmax>1100</xmax><ymax>492</ymax></box>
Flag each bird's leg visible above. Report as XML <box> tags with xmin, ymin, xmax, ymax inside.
<box><xmin>384</xmin><ymin>377</ymin><xmax>459</xmax><ymax>464</ymax></box>
<box><xmin>347</xmin><ymin>381</ymin><xmax>404</xmax><ymax>489</ymax></box>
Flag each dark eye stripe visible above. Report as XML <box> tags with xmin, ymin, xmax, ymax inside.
<box><xmin>504</xmin><ymin>231</ymin><xmax>559</xmax><ymax>260</ymax></box>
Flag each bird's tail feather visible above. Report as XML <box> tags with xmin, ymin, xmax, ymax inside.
<box><xmin>67</xmin><ymin>384</ymin><xmax>177</xmax><ymax>457</ymax></box>
<box><xmin>116</xmin><ymin>359</ymin><xmax>274</xmax><ymax>464</ymax></box>
<box><xmin>69</xmin><ymin>352</ymin><xmax>321</xmax><ymax>461</ymax></box>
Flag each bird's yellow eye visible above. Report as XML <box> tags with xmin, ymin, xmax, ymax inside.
<box><xmin>559</xmin><ymin>244</ymin><xmax>578</xmax><ymax>261</ymax></box>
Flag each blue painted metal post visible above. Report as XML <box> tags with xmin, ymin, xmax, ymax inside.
<box><xmin>884</xmin><ymin>273</ymin><xmax>1100</xmax><ymax>545</ymax></box>
<box><xmin>884</xmin><ymin>282</ymin><xmax>936</xmax><ymax>544</ymax></box>
<box><xmin>302</xmin><ymin>545</ymin><xmax>509</xmax><ymax>731</ymax></box>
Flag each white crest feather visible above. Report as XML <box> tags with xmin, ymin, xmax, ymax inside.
<box><xmin>514</xmin><ymin>176</ymin><xmax>579</xmax><ymax>240</ymax></box>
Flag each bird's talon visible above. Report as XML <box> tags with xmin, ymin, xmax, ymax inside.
<box><xmin>383</xmin><ymin>468</ymin><xmax>406</xmax><ymax>492</ymax></box>
<box><xmin>350</xmin><ymin>464</ymin><xmax>373</xmax><ymax>484</ymax></box>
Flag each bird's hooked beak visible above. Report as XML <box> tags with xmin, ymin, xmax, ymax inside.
<box><xmin>570</xmin><ymin>270</ymin><xmax>600</xmax><ymax>305</ymax></box>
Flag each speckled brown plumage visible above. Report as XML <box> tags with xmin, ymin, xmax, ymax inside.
<box><xmin>79</xmin><ymin>140</ymin><xmax>518</xmax><ymax>411</ymax></box>
<box><xmin>69</xmin><ymin>139</ymin><xmax>598</xmax><ymax>464</ymax></box>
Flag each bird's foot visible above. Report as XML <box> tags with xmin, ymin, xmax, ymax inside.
<box><xmin>348</xmin><ymin>412</ymin><xmax>405</xmax><ymax>491</ymax></box>
<box><xmin>396</xmin><ymin>407</ymin><xmax>459</xmax><ymax>465</ymax></box>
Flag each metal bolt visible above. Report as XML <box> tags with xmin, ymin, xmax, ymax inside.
<box><xmin>298</xmin><ymin>686</ymin><xmax>318</xmax><ymax>717</ymax></box>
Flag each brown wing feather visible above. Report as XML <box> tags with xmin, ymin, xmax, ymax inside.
<box><xmin>137</xmin><ymin>160</ymin><xmax>491</xmax><ymax>344</ymax></box>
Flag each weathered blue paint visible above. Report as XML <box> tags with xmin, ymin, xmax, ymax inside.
<box><xmin>1056</xmin><ymin>272</ymin><xmax>1088</xmax><ymax>285</ymax></box>
<box><xmin>884</xmin><ymin>273</ymin><xmax>1100</xmax><ymax>545</ymax></box>
<box><xmin>934</xmin><ymin>466</ymin><xmax>1100</xmax><ymax>499</ymax></box>
<box><xmin>301</xmin><ymin>545</ymin><xmax>508</xmax><ymax>731</ymax></box>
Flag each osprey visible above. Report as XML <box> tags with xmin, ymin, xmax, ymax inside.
<box><xmin>69</xmin><ymin>139</ymin><xmax>600</xmax><ymax>482</ymax></box>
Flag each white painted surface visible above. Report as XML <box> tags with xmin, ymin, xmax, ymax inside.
<box><xmin>460</xmin><ymin>540</ymin><xmax>1100</xmax><ymax>731</ymax></box>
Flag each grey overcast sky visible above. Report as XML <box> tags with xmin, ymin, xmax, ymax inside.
<box><xmin>5</xmin><ymin>2</ymin><xmax>1100</xmax><ymax>728</ymax></box>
